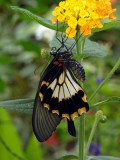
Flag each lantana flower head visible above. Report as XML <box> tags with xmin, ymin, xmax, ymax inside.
<box><xmin>52</xmin><ymin>0</ymin><xmax>116</xmax><ymax>38</ymax></box>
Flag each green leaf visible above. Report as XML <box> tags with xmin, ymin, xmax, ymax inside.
<box><xmin>25</xmin><ymin>135</ymin><xmax>43</xmax><ymax>160</ymax></box>
<box><xmin>57</xmin><ymin>155</ymin><xmax>78</xmax><ymax>160</ymax></box>
<box><xmin>50</xmin><ymin>38</ymin><xmax>107</xmax><ymax>58</ymax></box>
<box><xmin>0</xmin><ymin>99</ymin><xmax>34</xmax><ymax>114</ymax></box>
<box><xmin>11</xmin><ymin>6</ymin><xmax>52</xmax><ymax>27</ymax></box>
<box><xmin>0</xmin><ymin>108</ymin><xmax>28</xmax><ymax>160</ymax></box>
<box><xmin>90</xmin><ymin>96</ymin><xmax>120</xmax><ymax>109</ymax></box>
<box><xmin>10</xmin><ymin>6</ymin><xmax>63</xmax><ymax>32</ymax></box>
<box><xmin>83</xmin><ymin>39</ymin><xmax>107</xmax><ymax>57</ymax></box>
<box><xmin>87</xmin><ymin>156</ymin><xmax>120</xmax><ymax>160</ymax></box>
<box><xmin>92</xmin><ymin>21</ymin><xmax>120</xmax><ymax>34</ymax></box>
<box><xmin>0</xmin><ymin>96</ymin><xmax>119</xmax><ymax>114</ymax></box>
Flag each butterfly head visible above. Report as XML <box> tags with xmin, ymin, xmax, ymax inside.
<box><xmin>50</xmin><ymin>47</ymin><xmax>72</xmax><ymax>60</ymax></box>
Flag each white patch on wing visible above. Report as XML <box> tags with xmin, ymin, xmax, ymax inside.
<box><xmin>59</xmin><ymin>86</ymin><xmax>64</xmax><ymax>101</ymax></box>
<box><xmin>52</xmin><ymin>85</ymin><xmax>59</xmax><ymax>98</ymax></box>
<box><xmin>66</xmin><ymin>70</ymin><xmax>81</xmax><ymax>91</ymax></box>
<box><xmin>65</xmin><ymin>77</ymin><xmax>76</xmax><ymax>96</ymax></box>
<box><xmin>49</xmin><ymin>70</ymin><xmax>82</xmax><ymax>101</ymax></box>
<box><xmin>48</xmin><ymin>78</ymin><xmax>57</xmax><ymax>90</ymax></box>
<box><xmin>63</xmin><ymin>83</ymin><xmax>70</xmax><ymax>99</ymax></box>
<box><xmin>58</xmin><ymin>72</ymin><xmax>65</xmax><ymax>84</ymax></box>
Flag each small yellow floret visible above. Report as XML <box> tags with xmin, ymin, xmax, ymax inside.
<box><xmin>68</xmin><ymin>16</ymin><xmax>78</xmax><ymax>29</ymax></box>
<box><xmin>66</xmin><ymin>27</ymin><xmax>77</xmax><ymax>38</ymax></box>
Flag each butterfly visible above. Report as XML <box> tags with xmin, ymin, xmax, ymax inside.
<box><xmin>32</xmin><ymin>39</ymin><xmax>89</xmax><ymax>142</ymax></box>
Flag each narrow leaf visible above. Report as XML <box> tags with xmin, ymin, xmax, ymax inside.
<box><xmin>92</xmin><ymin>21</ymin><xmax>120</xmax><ymax>33</ymax></box>
<box><xmin>0</xmin><ymin>108</ymin><xmax>28</xmax><ymax>160</ymax></box>
<box><xmin>10</xmin><ymin>6</ymin><xmax>63</xmax><ymax>32</ymax></box>
<box><xmin>25</xmin><ymin>135</ymin><xmax>43</xmax><ymax>160</ymax></box>
<box><xmin>11</xmin><ymin>6</ymin><xmax>52</xmax><ymax>27</ymax></box>
<box><xmin>0</xmin><ymin>96</ymin><xmax>119</xmax><ymax>114</ymax></box>
<box><xmin>57</xmin><ymin>155</ymin><xmax>78</xmax><ymax>160</ymax></box>
<box><xmin>90</xmin><ymin>96</ymin><xmax>120</xmax><ymax>109</ymax></box>
<box><xmin>87</xmin><ymin>156</ymin><xmax>120</xmax><ymax>160</ymax></box>
<box><xmin>0</xmin><ymin>99</ymin><xmax>34</xmax><ymax>114</ymax></box>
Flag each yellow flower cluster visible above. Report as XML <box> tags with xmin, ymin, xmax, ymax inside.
<box><xmin>52</xmin><ymin>0</ymin><xmax>116</xmax><ymax>38</ymax></box>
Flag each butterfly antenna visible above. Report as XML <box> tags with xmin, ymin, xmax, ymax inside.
<box><xmin>56</xmin><ymin>21</ymin><xmax>62</xmax><ymax>44</ymax></box>
<box><xmin>68</xmin><ymin>33</ymin><xmax>83</xmax><ymax>52</ymax></box>
<box><xmin>60</xmin><ymin>24</ymin><xmax>78</xmax><ymax>52</ymax></box>
<box><xmin>55</xmin><ymin>22</ymin><xmax>76</xmax><ymax>53</ymax></box>
<box><xmin>68</xmin><ymin>25</ymin><xmax>88</xmax><ymax>52</ymax></box>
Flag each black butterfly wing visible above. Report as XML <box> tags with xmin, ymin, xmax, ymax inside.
<box><xmin>32</xmin><ymin>59</ymin><xmax>62</xmax><ymax>142</ymax></box>
<box><xmin>32</xmin><ymin>92</ymin><xmax>61</xmax><ymax>142</ymax></box>
<box><xmin>39</xmin><ymin>61</ymin><xmax>89</xmax><ymax>133</ymax></box>
<box><xmin>32</xmin><ymin>57</ymin><xmax>89</xmax><ymax>141</ymax></box>
<box><xmin>60</xmin><ymin>67</ymin><xmax>89</xmax><ymax>136</ymax></box>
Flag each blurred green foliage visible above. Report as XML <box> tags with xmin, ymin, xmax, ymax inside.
<box><xmin>0</xmin><ymin>0</ymin><xmax>120</xmax><ymax>160</ymax></box>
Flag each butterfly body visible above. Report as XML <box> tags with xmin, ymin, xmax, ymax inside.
<box><xmin>32</xmin><ymin>50</ymin><xmax>89</xmax><ymax>142</ymax></box>
<box><xmin>69</xmin><ymin>60</ymin><xmax>86</xmax><ymax>82</ymax></box>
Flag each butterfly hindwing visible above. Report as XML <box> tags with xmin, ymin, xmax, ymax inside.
<box><xmin>39</xmin><ymin>59</ymin><xmax>88</xmax><ymax>134</ymax></box>
<box><xmin>32</xmin><ymin>91</ymin><xmax>61</xmax><ymax>142</ymax></box>
<box><xmin>67</xmin><ymin>119</ymin><xmax>76</xmax><ymax>136</ymax></box>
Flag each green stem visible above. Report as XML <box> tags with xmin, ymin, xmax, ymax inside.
<box><xmin>79</xmin><ymin>113</ymin><xmax>85</xmax><ymax>160</ymax></box>
<box><xmin>76</xmin><ymin>33</ymin><xmax>85</xmax><ymax>160</ymax></box>
<box><xmin>89</xmin><ymin>57</ymin><xmax>120</xmax><ymax>102</ymax></box>
<box><xmin>85</xmin><ymin>111</ymin><xmax>105</xmax><ymax>155</ymax></box>
<box><xmin>90</xmin><ymin>96</ymin><xmax>120</xmax><ymax>109</ymax></box>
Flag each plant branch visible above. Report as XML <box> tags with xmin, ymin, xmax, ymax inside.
<box><xmin>88</xmin><ymin>57</ymin><xmax>120</xmax><ymax>102</ymax></box>
<box><xmin>85</xmin><ymin>111</ymin><xmax>106</xmax><ymax>155</ymax></box>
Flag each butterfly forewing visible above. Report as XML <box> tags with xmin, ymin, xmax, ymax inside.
<box><xmin>32</xmin><ymin>60</ymin><xmax>62</xmax><ymax>142</ymax></box>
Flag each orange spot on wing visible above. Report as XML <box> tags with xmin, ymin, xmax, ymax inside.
<box><xmin>41</xmin><ymin>81</ymin><xmax>49</xmax><ymax>86</ymax></box>
<box><xmin>78</xmin><ymin>107</ymin><xmax>86</xmax><ymax>115</ymax></box>
<box><xmin>71</xmin><ymin>112</ymin><xmax>78</xmax><ymax>120</ymax></box>
<box><xmin>52</xmin><ymin>110</ymin><xmax>59</xmax><ymax>115</ymax></box>
<box><xmin>44</xmin><ymin>103</ymin><xmax>50</xmax><ymax>110</ymax></box>
<box><xmin>82</xmin><ymin>94</ymin><xmax>87</xmax><ymax>102</ymax></box>
<box><xmin>39</xmin><ymin>92</ymin><xmax>44</xmax><ymax>101</ymax></box>
<box><xmin>62</xmin><ymin>113</ymin><xmax>70</xmax><ymax>120</ymax></box>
